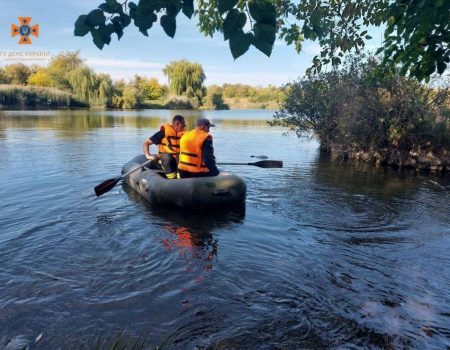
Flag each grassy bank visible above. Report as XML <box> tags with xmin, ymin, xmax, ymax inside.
<box><xmin>223</xmin><ymin>97</ymin><xmax>279</xmax><ymax>110</ymax></box>
<box><xmin>0</xmin><ymin>85</ymin><xmax>88</xmax><ymax>109</ymax></box>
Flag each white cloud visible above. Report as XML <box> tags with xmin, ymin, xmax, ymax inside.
<box><xmin>205</xmin><ymin>70</ymin><xmax>295</xmax><ymax>86</ymax></box>
<box><xmin>82</xmin><ymin>57</ymin><xmax>166</xmax><ymax>81</ymax></box>
<box><xmin>85</xmin><ymin>57</ymin><xmax>164</xmax><ymax>69</ymax></box>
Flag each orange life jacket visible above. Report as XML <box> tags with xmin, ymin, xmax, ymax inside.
<box><xmin>158</xmin><ymin>124</ymin><xmax>186</xmax><ymax>155</ymax></box>
<box><xmin>178</xmin><ymin>129</ymin><xmax>211</xmax><ymax>173</ymax></box>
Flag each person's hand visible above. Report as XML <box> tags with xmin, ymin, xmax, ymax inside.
<box><xmin>146</xmin><ymin>154</ymin><xmax>156</xmax><ymax>161</ymax></box>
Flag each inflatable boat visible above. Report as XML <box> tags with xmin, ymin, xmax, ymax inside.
<box><xmin>122</xmin><ymin>155</ymin><xmax>247</xmax><ymax>208</ymax></box>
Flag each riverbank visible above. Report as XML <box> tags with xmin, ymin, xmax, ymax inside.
<box><xmin>325</xmin><ymin>144</ymin><xmax>450</xmax><ymax>174</ymax></box>
<box><xmin>0</xmin><ymin>85</ymin><xmax>88</xmax><ymax>109</ymax></box>
<box><xmin>0</xmin><ymin>90</ymin><xmax>278</xmax><ymax>111</ymax></box>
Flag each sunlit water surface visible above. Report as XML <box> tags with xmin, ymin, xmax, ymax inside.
<box><xmin>0</xmin><ymin>110</ymin><xmax>449</xmax><ymax>349</ymax></box>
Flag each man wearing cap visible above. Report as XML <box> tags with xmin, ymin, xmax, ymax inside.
<box><xmin>178</xmin><ymin>118</ymin><xmax>220</xmax><ymax>178</ymax></box>
<box><xmin>143</xmin><ymin>115</ymin><xmax>186</xmax><ymax>179</ymax></box>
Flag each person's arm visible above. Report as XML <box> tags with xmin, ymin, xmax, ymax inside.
<box><xmin>202</xmin><ymin>138</ymin><xmax>220</xmax><ymax>176</ymax></box>
<box><xmin>143</xmin><ymin>130</ymin><xmax>164</xmax><ymax>160</ymax></box>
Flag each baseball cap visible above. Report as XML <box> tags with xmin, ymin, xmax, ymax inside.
<box><xmin>196</xmin><ymin>118</ymin><xmax>215</xmax><ymax>127</ymax></box>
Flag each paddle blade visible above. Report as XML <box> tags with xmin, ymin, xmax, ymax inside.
<box><xmin>252</xmin><ymin>160</ymin><xmax>283</xmax><ymax>168</ymax></box>
<box><xmin>94</xmin><ymin>177</ymin><xmax>121</xmax><ymax>196</ymax></box>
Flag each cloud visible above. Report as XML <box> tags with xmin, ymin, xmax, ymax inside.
<box><xmin>85</xmin><ymin>57</ymin><xmax>164</xmax><ymax>69</ymax></box>
<box><xmin>83</xmin><ymin>57</ymin><xmax>166</xmax><ymax>81</ymax></box>
<box><xmin>205</xmin><ymin>70</ymin><xmax>295</xmax><ymax>86</ymax></box>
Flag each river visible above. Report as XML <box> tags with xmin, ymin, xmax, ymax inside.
<box><xmin>0</xmin><ymin>109</ymin><xmax>449</xmax><ymax>349</ymax></box>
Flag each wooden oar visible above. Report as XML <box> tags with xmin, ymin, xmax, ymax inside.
<box><xmin>217</xmin><ymin>160</ymin><xmax>283</xmax><ymax>168</ymax></box>
<box><xmin>94</xmin><ymin>159</ymin><xmax>153</xmax><ymax>197</ymax></box>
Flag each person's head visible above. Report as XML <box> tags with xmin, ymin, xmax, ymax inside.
<box><xmin>172</xmin><ymin>115</ymin><xmax>186</xmax><ymax>132</ymax></box>
<box><xmin>195</xmin><ymin>118</ymin><xmax>215</xmax><ymax>132</ymax></box>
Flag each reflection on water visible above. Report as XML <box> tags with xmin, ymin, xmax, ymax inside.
<box><xmin>0</xmin><ymin>109</ymin><xmax>270</xmax><ymax>134</ymax></box>
<box><xmin>0</xmin><ymin>109</ymin><xmax>449</xmax><ymax>349</ymax></box>
<box><xmin>123</xmin><ymin>183</ymin><xmax>246</xmax><ymax>273</ymax></box>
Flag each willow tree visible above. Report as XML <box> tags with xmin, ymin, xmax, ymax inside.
<box><xmin>47</xmin><ymin>52</ymin><xmax>84</xmax><ymax>90</ymax></box>
<box><xmin>97</xmin><ymin>74</ymin><xmax>114</xmax><ymax>107</ymax></box>
<box><xmin>163</xmin><ymin>59</ymin><xmax>205</xmax><ymax>106</ymax></box>
<box><xmin>68</xmin><ymin>66</ymin><xmax>98</xmax><ymax>103</ymax></box>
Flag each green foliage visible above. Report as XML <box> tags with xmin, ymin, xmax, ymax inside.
<box><xmin>47</xmin><ymin>51</ymin><xmax>84</xmax><ymax>90</ymax></box>
<box><xmin>75</xmin><ymin>0</ymin><xmax>449</xmax><ymax>80</ymax></box>
<box><xmin>204</xmin><ymin>88</ymin><xmax>229</xmax><ymax>110</ymax></box>
<box><xmin>96</xmin><ymin>74</ymin><xmax>115</xmax><ymax>107</ymax></box>
<box><xmin>68</xmin><ymin>66</ymin><xmax>98</xmax><ymax>102</ymax></box>
<box><xmin>3</xmin><ymin>63</ymin><xmax>32</xmax><ymax>85</ymax></box>
<box><xmin>218</xmin><ymin>83</ymin><xmax>281</xmax><ymax>101</ymax></box>
<box><xmin>27</xmin><ymin>69</ymin><xmax>53</xmax><ymax>87</ymax></box>
<box><xmin>163</xmin><ymin>59</ymin><xmax>205</xmax><ymax>107</ymax></box>
<box><xmin>164</xmin><ymin>95</ymin><xmax>194</xmax><ymax>109</ymax></box>
<box><xmin>271</xmin><ymin>54</ymin><xmax>450</xmax><ymax>153</ymax></box>
<box><xmin>205</xmin><ymin>83</ymin><xmax>282</xmax><ymax>109</ymax></box>
<box><xmin>132</xmin><ymin>76</ymin><xmax>165</xmax><ymax>100</ymax></box>
<box><xmin>122</xmin><ymin>85</ymin><xmax>143</xmax><ymax>108</ymax></box>
<box><xmin>0</xmin><ymin>85</ymin><xmax>88</xmax><ymax>109</ymax></box>
<box><xmin>0</xmin><ymin>53</ymin><xmax>167</xmax><ymax>110</ymax></box>
<box><xmin>0</xmin><ymin>68</ymin><xmax>8</xmax><ymax>84</ymax></box>
<box><xmin>378</xmin><ymin>0</ymin><xmax>450</xmax><ymax>82</ymax></box>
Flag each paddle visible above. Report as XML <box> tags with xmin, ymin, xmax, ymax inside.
<box><xmin>94</xmin><ymin>159</ymin><xmax>153</xmax><ymax>197</ymax></box>
<box><xmin>250</xmin><ymin>155</ymin><xmax>269</xmax><ymax>159</ymax></box>
<box><xmin>217</xmin><ymin>160</ymin><xmax>283</xmax><ymax>168</ymax></box>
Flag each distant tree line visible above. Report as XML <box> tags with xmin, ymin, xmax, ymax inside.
<box><xmin>0</xmin><ymin>52</ymin><xmax>282</xmax><ymax>110</ymax></box>
<box><xmin>0</xmin><ymin>52</ymin><xmax>166</xmax><ymax>109</ymax></box>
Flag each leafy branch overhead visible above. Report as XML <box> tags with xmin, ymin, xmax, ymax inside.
<box><xmin>74</xmin><ymin>0</ymin><xmax>450</xmax><ymax>80</ymax></box>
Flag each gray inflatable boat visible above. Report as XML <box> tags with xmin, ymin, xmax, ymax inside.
<box><xmin>122</xmin><ymin>155</ymin><xmax>247</xmax><ymax>208</ymax></box>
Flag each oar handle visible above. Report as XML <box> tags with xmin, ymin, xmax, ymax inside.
<box><xmin>217</xmin><ymin>162</ymin><xmax>252</xmax><ymax>165</ymax></box>
<box><xmin>121</xmin><ymin>158</ymin><xmax>153</xmax><ymax>178</ymax></box>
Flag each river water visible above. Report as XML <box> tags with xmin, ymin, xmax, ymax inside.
<box><xmin>0</xmin><ymin>109</ymin><xmax>449</xmax><ymax>349</ymax></box>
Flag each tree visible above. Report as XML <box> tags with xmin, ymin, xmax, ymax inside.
<box><xmin>28</xmin><ymin>69</ymin><xmax>53</xmax><ymax>87</ymax></box>
<box><xmin>209</xmin><ymin>92</ymin><xmax>229</xmax><ymax>110</ymax></box>
<box><xmin>68</xmin><ymin>66</ymin><xmax>97</xmax><ymax>102</ymax></box>
<box><xmin>47</xmin><ymin>51</ymin><xmax>84</xmax><ymax>90</ymax></box>
<box><xmin>270</xmin><ymin>54</ymin><xmax>450</xmax><ymax>154</ymax></box>
<box><xmin>96</xmin><ymin>74</ymin><xmax>114</xmax><ymax>107</ymax></box>
<box><xmin>147</xmin><ymin>78</ymin><xmax>166</xmax><ymax>99</ymax></box>
<box><xmin>132</xmin><ymin>75</ymin><xmax>165</xmax><ymax>100</ymax></box>
<box><xmin>163</xmin><ymin>59</ymin><xmax>205</xmax><ymax>106</ymax></box>
<box><xmin>122</xmin><ymin>85</ymin><xmax>143</xmax><ymax>108</ymax></box>
<box><xmin>0</xmin><ymin>68</ymin><xmax>7</xmax><ymax>84</ymax></box>
<box><xmin>3</xmin><ymin>63</ymin><xmax>32</xmax><ymax>85</ymax></box>
<box><xmin>74</xmin><ymin>0</ymin><xmax>449</xmax><ymax>81</ymax></box>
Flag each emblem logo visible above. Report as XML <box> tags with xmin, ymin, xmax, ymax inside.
<box><xmin>11</xmin><ymin>17</ymin><xmax>39</xmax><ymax>45</ymax></box>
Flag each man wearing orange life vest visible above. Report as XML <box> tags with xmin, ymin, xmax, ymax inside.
<box><xmin>143</xmin><ymin>115</ymin><xmax>186</xmax><ymax>179</ymax></box>
<box><xmin>178</xmin><ymin>118</ymin><xmax>220</xmax><ymax>178</ymax></box>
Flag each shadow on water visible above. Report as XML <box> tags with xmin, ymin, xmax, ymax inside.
<box><xmin>313</xmin><ymin>153</ymin><xmax>424</xmax><ymax>200</ymax></box>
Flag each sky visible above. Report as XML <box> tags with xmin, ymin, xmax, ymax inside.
<box><xmin>0</xmin><ymin>0</ymin><xmax>383</xmax><ymax>86</ymax></box>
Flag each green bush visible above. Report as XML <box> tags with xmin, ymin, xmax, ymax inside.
<box><xmin>271</xmin><ymin>55</ymin><xmax>450</xmax><ymax>154</ymax></box>
<box><xmin>164</xmin><ymin>95</ymin><xmax>194</xmax><ymax>109</ymax></box>
<box><xmin>204</xmin><ymin>92</ymin><xmax>229</xmax><ymax>110</ymax></box>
